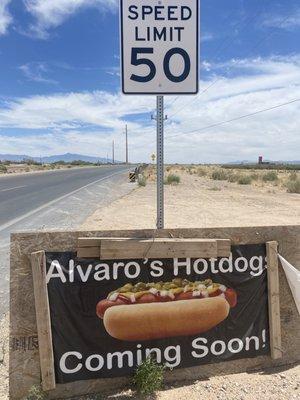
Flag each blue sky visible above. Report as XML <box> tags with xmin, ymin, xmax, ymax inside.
<box><xmin>0</xmin><ymin>0</ymin><xmax>300</xmax><ymax>163</ymax></box>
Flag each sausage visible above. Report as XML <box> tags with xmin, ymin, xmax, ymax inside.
<box><xmin>224</xmin><ymin>288</ymin><xmax>237</xmax><ymax>308</ymax></box>
<box><xmin>96</xmin><ymin>298</ymin><xmax>127</xmax><ymax>319</ymax></box>
<box><xmin>97</xmin><ymin>287</ymin><xmax>237</xmax><ymax>319</ymax></box>
<box><xmin>103</xmin><ymin>297</ymin><xmax>230</xmax><ymax>341</ymax></box>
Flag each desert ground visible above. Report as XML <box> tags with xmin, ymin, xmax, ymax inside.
<box><xmin>82</xmin><ymin>165</ymin><xmax>300</xmax><ymax>230</ymax></box>
<box><xmin>1</xmin><ymin>165</ymin><xmax>299</xmax><ymax>400</ymax></box>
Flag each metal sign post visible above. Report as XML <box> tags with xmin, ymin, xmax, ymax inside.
<box><xmin>120</xmin><ymin>0</ymin><xmax>199</xmax><ymax>229</ymax></box>
<box><xmin>156</xmin><ymin>95</ymin><xmax>164</xmax><ymax>229</ymax></box>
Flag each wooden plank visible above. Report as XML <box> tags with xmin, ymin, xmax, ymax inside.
<box><xmin>77</xmin><ymin>238</ymin><xmax>231</xmax><ymax>259</ymax></box>
<box><xmin>78</xmin><ymin>238</ymin><xmax>102</xmax><ymax>247</ymax></box>
<box><xmin>77</xmin><ymin>247</ymin><xmax>100</xmax><ymax>258</ymax></box>
<box><xmin>100</xmin><ymin>239</ymin><xmax>218</xmax><ymax>259</ymax></box>
<box><xmin>266</xmin><ymin>241</ymin><xmax>283</xmax><ymax>360</ymax></box>
<box><xmin>216</xmin><ymin>239</ymin><xmax>231</xmax><ymax>257</ymax></box>
<box><xmin>31</xmin><ymin>251</ymin><xmax>56</xmax><ymax>391</ymax></box>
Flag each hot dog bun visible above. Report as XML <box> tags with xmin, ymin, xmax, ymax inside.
<box><xmin>103</xmin><ymin>297</ymin><xmax>230</xmax><ymax>341</ymax></box>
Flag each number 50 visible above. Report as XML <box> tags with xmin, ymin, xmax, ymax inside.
<box><xmin>130</xmin><ymin>47</ymin><xmax>191</xmax><ymax>83</ymax></box>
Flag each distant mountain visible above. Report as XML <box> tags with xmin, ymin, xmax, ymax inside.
<box><xmin>0</xmin><ymin>153</ymin><xmax>117</xmax><ymax>163</ymax></box>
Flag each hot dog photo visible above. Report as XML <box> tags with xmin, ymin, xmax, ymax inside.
<box><xmin>96</xmin><ymin>279</ymin><xmax>237</xmax><ymax>341</ymax></box>
<box><xmin>45</xmin><ymin>244</ymin><xmax>269</xmax><ymax>384</ymax></box>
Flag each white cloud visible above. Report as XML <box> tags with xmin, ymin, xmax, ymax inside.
<box><xmin>0</xmin><ymin>90</ymin><xmax>154</xmax><ymax>130</ymax></box>
<box><xmin>105</xmin><ymin>66</ymin><xmax>120</xmax><ymax>77</ymax></box>
<box><xmin>0</xmin><ymin>55</ymin><xmax>300</xmax><ymax>163</ymax></box>
<box><xmin>19</xmin><ymin>62</ymin><xmax>58</xmax><ymax>84</ymax></box>
<box><xmin>262</xmin><ymin>10</ymin><xmax>300</xmax><ymax>30</ymax></box>
<box><xmin>0</xmin><ymin>0</ymin><xmax>12</xmax><ymax>35</ymax></box>
<box><xmin>24</xmin><ymin>0</ymin><xmax>117</xmax><ymax>38</ymax></box>
<box><xmin>201</xmin><ymin>32</ymin><xmax>215</xmax><ymax>43</ymax></box>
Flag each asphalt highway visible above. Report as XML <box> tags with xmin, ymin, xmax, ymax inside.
<box><xmin>0</xmin><ymin>165</ymin><xmax>130</xmax><ymax>230</ymax></box>
<box><xmin>0</xmin><ymin>164</ymin><xmax>133</xmax><ymax>316</ymax></box>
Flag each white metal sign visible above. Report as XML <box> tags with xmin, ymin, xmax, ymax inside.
<box><xmin>120</xmin><ymin>0</ymin><xmax>199</xmax><ymax>95</ymax></box>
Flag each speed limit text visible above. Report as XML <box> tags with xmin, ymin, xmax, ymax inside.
<box><xmin>129</xmin><ymin>5</ymin><xmax>192</xmax><ymax>42</ymax></box>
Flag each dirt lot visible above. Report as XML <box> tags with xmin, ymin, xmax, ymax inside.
<box><xmin>82</xmin><ymin>166</ymin><xmax>300</xmax><ymax>230</ymax></box>
<box><xmin>108</xmin><ymin>364</ymin><xmax>300</xmax><ymax>400</ymax></box>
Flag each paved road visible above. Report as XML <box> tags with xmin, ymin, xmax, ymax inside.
<box><xmin>0</xmin><ymin>165</ymin><xmax>129</xmax><ymax>230</ymax></box>
<box><xmin>0</xmin><ymin>165</ymin><xmax>134</xmax><ymax>317</ymax></box>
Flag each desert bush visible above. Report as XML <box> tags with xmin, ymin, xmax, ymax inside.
<box><xmin>24</xmin><ymin>385</ymin><xmax>46</xmax><ymax>400</ymax></box>
<box><xmin>286</xmin><ymin>178</ymin><xmax>300</xmax><ymax>194</ymax></box>
<box><xmin>0</xmin><ymin>164</ymin><xmax>7</xmax><ymax>173</ymax></box>
<box><xmin>138</xmin><ymin>174</ymin><xmax>147</xmax><ymax>187</ymax></box>
<box><xmin>250</xmin><ymin>173</ymin><xmax>259</xmax><ymax>181</ymax></box>
<box><xmin>211</xmin><ymin>169</ymin><xmax>228</xmax><ymax>181</ymax></box>
<box><xmin>23</xmin><ymin>158</ymin><xmax>41</xmax><ymax>166</ymax></box>
<box><xmin>238</xmin><ymin>175</ymin><xmax>252</xmax><ymax>185</ymax></box>
<box><xmin>262</xmin><ymin>171</ymin><xmax>278</xmax><ymax>182</ymax></box>
<box><xmin>197</xmin><ymin>167</ymin><xmax>207</xmax><ymax>177</ymax></box>
<box><xmin>133</xmin><ymin>357</ymin><xmax>165</xmax><ymax>395</ymax></box>
<box><xmin>227</xmin><ymin>173</ymin><xmax>241</xmax><ymax>183</ymax></box>
<box><xmin>289</xmin><ymin>172</ymin><xmax>298</xmax><ymax>181</ymax></box>
<box><xmin>165</xmin><ymin>174</ymin><xmax>180</xmax><ymax>185</ymax></box>
<box><xmin>222</xmin><ymin>163</ymin><xmax>300</xmax><ymax>171</ymax></box>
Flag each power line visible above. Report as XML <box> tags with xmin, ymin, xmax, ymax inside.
<box><xmin>168</xmin><ymin>12</ymin><xmax>294</xmax><ymax>120</ymax></box>
<box><xmin>165</xmin><ymin>98</ymin><xmax>300</xmax><ymax>140</ymax></box>
<box><xmin>165</xmin><ymin>96</ymin><xmax>180</xmax><ymax>109</ymax></box>
<box><xmin>164</xmin><ymin>8</ymin><xmax>243</xmax><ymax>110</ymax></box>
<box><xmin>127</xmin><ymin>97</ymin><xmax>300</xmax><ymax>153</ymax></box>
<box><xmin>209</xmin><ymin>7</ymin><xmax>265</xmax><ymax>62</ymax></box>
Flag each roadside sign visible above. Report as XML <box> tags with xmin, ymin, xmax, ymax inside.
<box><xmin>120</xmin><ymin>0</ymin><xmax>199</xmax><ymax>95</ymax></box>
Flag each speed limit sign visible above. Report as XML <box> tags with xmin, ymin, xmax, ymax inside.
<box><xmin>120</xmin><ymin>0</ymin><xmax>199</xmax><ymax>95</ymax></box>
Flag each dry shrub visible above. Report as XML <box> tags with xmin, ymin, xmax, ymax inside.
<box><xmin>211</xmin><ymin>169</ymin><xmax>228</xmax><ymax>181</ymax></box>
<box><xmin>138</xmin><ymin>174</ymin><xmax>147</xmax><ymax>187</ymax></box>
<box><xmin>227</xmin><ymin>173</ymin><xmax>241</xmax><ymax>183</ymax></box>
<box><xmin>197</xmin><ymin>167</ymin><xmax>207</xmax><ymax>177</ymax></box>
<box><xmin>289</xmin><ymin>172</ymin><xmax>298</xmax><ymax>181</ymax></box>
<box><xmin>262</xmin><ymin>171</ymin><xmax>278</xmax><ymax>182</ymax></box>
<box><xmin>165</xmin><ymin>174</ymin><xmax>180</xmax><ymax>185</ymax></box>
<box><xmin>286</xmin><ymin>177</ymin><xmax>300</xmax><ymax>194</ymax></box>
<box><xmin>238</xmin><ymin>175</ymin><xmax>252</xmax><ymax>185</ymax></box>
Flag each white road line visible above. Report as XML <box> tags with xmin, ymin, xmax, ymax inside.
<box><xmin>0</xmin><ymin>185</ymin><xmax>27</xmax><ymax>192</ymax></box>
<box><xmin>0</xmin><ymin>169</ymin><xmax>128</xmax><ymax>233</ymax></box>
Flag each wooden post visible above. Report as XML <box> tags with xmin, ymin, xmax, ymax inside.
<box><xmin>31</xmin><ymin>251</ymin><xmax>56</xmax><ymax>391</ymax></box>
<box><xmin>266</xmin><ymin>241</ymin><xmax>283</xmax><ymax>360</ymax></box>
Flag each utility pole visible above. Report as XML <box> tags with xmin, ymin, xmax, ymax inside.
<box><xmin>112</xmin><ymin>140</ymin><xmax>115</xmax><ymax>164</ymax></box>
<box><xmin>125</xmin><ymin>124</ymin><xmax>128</xmax><ymax>164</ymax></box>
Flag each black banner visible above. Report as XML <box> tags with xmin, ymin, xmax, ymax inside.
<box><xmin>46</xmin><ymin>244</ymin><xmax>269</xmax><ymax>384</ymax></box>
